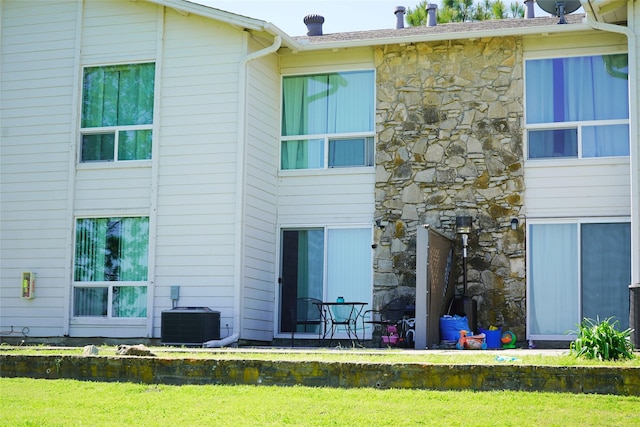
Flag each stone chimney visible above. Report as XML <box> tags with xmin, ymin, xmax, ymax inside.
<box><xmin>524</xmin><ymin>0</ymin><xmax>535</xmax><ymax>18</ymax></box>
<box><xmin>426</xmin><ymin>4</ymin><xmax>437</xmax><ymax>26</ymax></box>
<box><xmin>303</xmin><ymin>14</ymin><xmax>325</xmax><ymax>36</ymax></box>
<box><xmin>394</xmin><ymin>6</ymin><xmax>406</xmax><ymax>29</ymax></box>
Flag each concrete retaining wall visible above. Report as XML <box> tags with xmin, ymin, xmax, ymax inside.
<box><xmin>1</xmin><ymin>355</ymin><xmax>638</xmax><ymax>396</ymax></box>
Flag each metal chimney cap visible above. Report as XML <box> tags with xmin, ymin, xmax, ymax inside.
<box><xmin>303</xmin><ymin>14</ymin><xmax>325</xmax><ymax>36</ymax></box>
<box><xmin>394</xmin><ymin>6</ymin><xmax>406</xmax><ymax>14</ymax></box>
<box><xmin>303</xmin><ymin>14</ymin><xmax>325</xmax><ymax>24</ymax></box>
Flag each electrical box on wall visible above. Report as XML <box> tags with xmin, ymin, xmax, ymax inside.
<box><xmin>21</xmin><ymin>272</ymin><xmax>35</xmax><ymax>299</ymax></box>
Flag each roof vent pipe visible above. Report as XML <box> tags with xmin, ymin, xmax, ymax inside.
<box><xmin>426</xmin><ymin>4</ymin><xmax>437</xmax><ymax>26</ymax></box>
<box><xmin>394</xmin><ymin>6</ymin><xmax>406</xmax><ymax>29</ymax></box>
<box><xmin>303</xmin><ymin>14</ymin><xmax>325</xmax><ymax>36</ymax></box>
<box><xmin>524</xmin><ymin>0</ymin><xmax>535</xmax><ymax>18</ymax></box>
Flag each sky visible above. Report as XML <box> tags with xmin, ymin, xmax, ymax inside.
<box><xmin>194</xmin><ymin>1</ymin><xmax>567</xmax><ymax>37</ymax></box>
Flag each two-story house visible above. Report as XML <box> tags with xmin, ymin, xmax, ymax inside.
<box><xmin>1</xmin><ymin>0</ymin><xmax>636</xmax><ymax>348</ymax></box>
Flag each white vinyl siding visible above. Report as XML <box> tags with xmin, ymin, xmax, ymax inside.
<box><xmin>242</xmin><ymin>43</ymin><xmax>280</xmax><ymax>341</ymax></box>
<box><xmin>151</xmin><ymin>9</ymin><xmax>246</xmax><ymax>338</ymax></box>
<box><xmin>0</xmin><ymin>0</ymin><xmax>78</xmax><ymax>337</ymax></box>
<box><xmin>81</xmin><ymin>0</ymin><xmax>157</xmax><ymax>62</ymax></box>
<box><xmin>68</xmin><ymin>0</ymin><xmax>160</xmax><ymax>337</ymax></box>
<box><xmin>74</xmin><ymin>166</ymin><xmax>153</xmax><ymax>213</ymax></box>
<box><xmin>1</xmin><ymin>0</ymin><xmax>264</xmax><ymax>339</ymax></box>
<box><xmin>523</xmin><ymin>36</ymin><xmax>631</xmax><ymax>220</ymax></box>
<box><xmin>524</xmin><ymin>159</ymin><xmax>631</xmax><ymax>218</ymax></box>
<box><xmin>523</xmin><ymin>35</ymin><xmax>633</xmax><ymax>343</ymax></box>
<box><xmin>278</xmin><ymin>50</ymin><xmax>376</xmax><ymax>226</ymax></box>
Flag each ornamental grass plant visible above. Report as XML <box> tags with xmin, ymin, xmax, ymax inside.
<box><xmin>569</xmin><ymin>317</ymin><xmax>635</xmax><ymax>361</ymax></box>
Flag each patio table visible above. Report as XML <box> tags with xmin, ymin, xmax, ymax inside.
<box><xmin>314</xmin><ymin>301</ymin><xmax>367</xmax><ymax>345</ymax></box>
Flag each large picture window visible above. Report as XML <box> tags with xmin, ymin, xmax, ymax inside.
<box><xmin>81</xmin><ymin>63</ymin><xmax>155</xmax><ymax>163</ymax></box>
<box><xmin>73</xmin><ymin>217</ymin><xmax>149</xmax><ymax>318</ymax></box>
<box><xmin>525</xmin><ymin>54</ymin><xmax>629</xmax><ymax>159</ymax></box>
<box><xmin>281</xmin><ymin>70</ymin><xmax>375</xmax><ymax>170</ymax></box>
<box><xmin>527</xmin><ymin>221</ymin><xmax>631</xmax><ymax>339</ymax></box>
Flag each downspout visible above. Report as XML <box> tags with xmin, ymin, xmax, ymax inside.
<box><xmin>205</xmin><ymin>34</ymin><xmax>282</xmax><ymax>349</ymax></box>
<box><xmin>581</xmin><ymin>1</ymin><xmax>639</xmax><ymax>290</ymax></box>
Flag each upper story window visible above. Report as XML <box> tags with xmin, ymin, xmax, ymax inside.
<box><xmin>80</xmin><ymin>63</ymin><xmax>155</xmax><ymax>163</ymax></box>
<box><xmin>525</xmin><ymin>54</ymin><xmax>628</xmax><ymax>159</ymax></box>
<box><xmin>281</xmin><ymin>70</ymin><xmax>375</xmax><ymax>170</ymax></box>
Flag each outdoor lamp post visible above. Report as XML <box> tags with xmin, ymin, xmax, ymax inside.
<box><xmin>455</xmin><ymin>216</ymin><xmax>472</xmax><ymax>296</ymax></box>
<box><xmin>453</xmin><ymin>215</ymin><xmax>477</xmax><ymax>333</ymax></box>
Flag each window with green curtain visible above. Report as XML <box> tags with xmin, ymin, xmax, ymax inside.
<box><xmin>81</xmin><ymin>63</ymin><xmax>155</xmax><ymax>162</ymax></box>
<box><xmin>74</xmin><ymin>217</ymin><xmax>149</xmax><ymax>318</ymax></box>
<box><xmin>281</xmin><ymin>70</ymin><xmax>374</xmax><ymax>170</ymax></box>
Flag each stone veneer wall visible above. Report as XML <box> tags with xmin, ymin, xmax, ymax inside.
<box><xmin>374</xmin><ymin>37</ymin><xmax>526</xmax><ymax>339</ymax></box>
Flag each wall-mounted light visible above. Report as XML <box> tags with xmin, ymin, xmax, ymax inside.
<box><xmin>511</xmin><ymin>218</ymin><xmax>519</xmax><ymax>230</ymax></box>
<box><xmin>375</xmin><ymin>218</ymin><xmax>388</xmax><ymax>229</ymax></box>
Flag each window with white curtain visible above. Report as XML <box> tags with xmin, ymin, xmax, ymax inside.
<box><xmin>525</xmin><ymin>54</ymin><xmax>629</xmax><ymax>159</ymax></box>
<box><xmin>73</xmin><ymin>217</ymin><xmax>149</xmax><ymax>318</ymax></box>
<box><xmin>80</xmin><ymin>63</ymin><xmax>155</xmax><ymax>163</ymax></box>
<box><xmin>281</xmin><ymin>70</ymin><xmax>375</xmax><ymax>170</ymax></box>
<box><xmin>527</xmin><ymin>221</ymin><xmax>631</xmax><ymax>339</ymax></box>
<box><xmin>279</xmin><ymin>227</ymin><xmax>372</xmax><ymax>335</ymax></box>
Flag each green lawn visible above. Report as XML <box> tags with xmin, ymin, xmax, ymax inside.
<box><xmin>2</xmin><ymin>345</ymin><xmax>639</xmax><ymax>366</ymax></box>
<box><xmin>1</xmin><ymin>377</ymin><xmax>638</xmax><ymax>426</ymax></box>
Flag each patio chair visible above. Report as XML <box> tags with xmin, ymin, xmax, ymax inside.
<box><xmin>290</xmin><ymin>297</ymin><xmax>323</xmax><ymax>347</ymax></box>
<box><xmin>363</xmin><ymin>297</ymin><xmax>412</xmax><ymax>347</ymax></box>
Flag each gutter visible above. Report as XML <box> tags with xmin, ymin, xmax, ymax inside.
<box><xmin>581</xmin><ymin>0</ymin><xmax>639</xmax><ymax>289</ymax></box>
<box><xmin>230</xmin><ymin>34</ymin><xmax>282</xmax><ymax>346</ymax></box>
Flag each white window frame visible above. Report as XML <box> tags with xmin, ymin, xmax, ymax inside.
<box><xmin>523</xmin><ymin>51</ymin><xmax>629</xmax><ymax>163</ymax></box>
<box><xmin>280</xmin><ymin>134</ymin><xmax>376</xmax><ymax>170</ymax></box>
<box><xmin>78</xmin><ymin>61</ymin><xmax>155</xmax><ymax>164</ymax></box>
<box><xmin>71</xmin><ymin>216</ymin><xmax>150</xmax><ymax>321</ymax></box>
<box><xmin>279</xmin><ymin>69</ymin><xmax>376</xmax><ymax>173</ymax></box>
<box><xmin>274</xmin><ymin>224</ymin><xmax>374</xmax><ymax>339</ymax></box>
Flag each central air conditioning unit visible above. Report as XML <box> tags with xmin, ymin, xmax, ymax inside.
<box><xmin>161</xmin><ymin>307</ymin><xmax>220</xmax><ymax>346</ymax></box>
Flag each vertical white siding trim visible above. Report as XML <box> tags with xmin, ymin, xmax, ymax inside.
<box><xmin>235</xmin><ymin>34</ymin><xmax>281</xmax><ymax>339</ymax></box>
<box><xmin>630</xmin><ymin>2</ymin><xmax>640</xmax><ymax>289</ymax></box>
<box><xmin>145</xmin><ymin>4</ymin><xmax>164</xmax><ymax>338</ymax></box>
<box><xmin>62</xmin><ymin>0</ymin><xmax>85</xmax><ymax>335</ymax></box>
<box><xmin>583</xmin><ymin>3</ymin><xmax>639</xmax><ymax>288</ymax></box>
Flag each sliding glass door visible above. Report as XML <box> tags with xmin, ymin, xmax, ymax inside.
<box><xmin>527</xmin><ymin>221</ymin><xmax>631</xmax><ymax>340</ymax></box>
<box><xmin>279</xmin><ymin>227</ymin><xmax>372</xmax><ymax>336</ymax></box>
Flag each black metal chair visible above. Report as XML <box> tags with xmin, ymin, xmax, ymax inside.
<box><xmin>363</xmin><ymin>297</ymin><xmax>412</xmax><ymax>347</ymax></box>
<box><xmin>290</xmin><ymin>297</ymin><xmax>323</xmax><ymax>347</ymax></box>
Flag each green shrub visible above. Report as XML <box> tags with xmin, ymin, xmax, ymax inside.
<box><xmin>569</xmin><ymin>317</ymin><xmax>635</xmax><ymax>361</ymax></box>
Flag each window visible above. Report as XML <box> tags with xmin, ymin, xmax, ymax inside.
<box><xmin>81</xmin><ymin>63</ymin><xmax>155</xmax><ymax>162</ymax></box>
<box><xmin>73</xmin><ymin>217</ymin><xmax>149</xmax><ymax>318</ymax></box>
<box><xmin>281</xmin><ymin>70</ymin><xmax>375</xmax><ymax>170</ymax></box>
<box><xmin>279</xmin><ymin>227</ymin><xmax>372</xmax><ymax>335</ymax></box>
<box><xmin>525</xmin><ymin>54</ymin><xmax>629</xmax><ymax>159</ymax></box>
<box><xmin>527</xmin><ymin>221</ymin><xmax>631</xmax><ymax>339</ymax></box>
